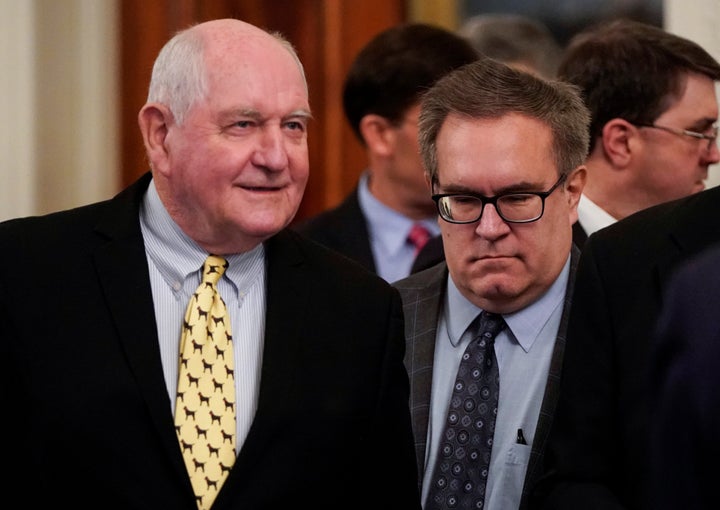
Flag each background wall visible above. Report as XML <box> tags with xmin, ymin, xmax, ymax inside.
<box><xmin>0</xmin><ymin>0</ymin><xmax>118</xmax><ymax>221</ymax></box>
<box><xmin>1</xmin><ymin>0</ymin><xmax>718</xmax><ymax>222</ymax></box>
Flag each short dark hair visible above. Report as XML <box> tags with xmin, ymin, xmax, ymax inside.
<box><xmin>558</xmin><ymin>18</ymin><xmax>720</xmax><ymax>152</ymax></box>
<box><xmin>342</xmin><ymin>23</ymin><xmax>479</xmax><ymax>144</ymax></box>
<box><xmin>419</xmin><ymin>57</ymin><xmax>590</xmax><ymax>182</ymax></box>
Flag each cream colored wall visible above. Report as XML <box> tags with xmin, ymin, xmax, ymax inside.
<box><xmin>0</xmin><ymin>0</ymin><xmax>117</xmax><ymax>222</ymax></box>
<box><xmin>0</xmin><ymin>0</ymin><xmax>36</xmax><ymax>221</ymax></box>
<box><xmin>35</xmin><ymin>0</ymin><xmax>119</xmax><ymax>216</ymax></box>
<box><xmin>0</xmin><ymin>0</ymin><xmax>718</xmax><ymax>222</ymax></box>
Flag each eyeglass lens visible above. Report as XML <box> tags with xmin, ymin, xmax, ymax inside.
<box><xmin>437</xmin><ymin>193</ymin><xmax>544</xmax><ymax>223</ymax></box>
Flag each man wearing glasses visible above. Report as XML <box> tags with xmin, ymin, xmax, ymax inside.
<box><xmin>393</xmin><ymin>57</ymin><xmax>589</xmax><ymax>510</ymax></box>
<box><xmin>531</xmin><ymin>20</ymin><xmax>720</xmax><ymax>510</ymax></box>
<box><xmin>556</xmin><ymin>19</ymin><xmax>720</xmax><ymax>248</ymax></box>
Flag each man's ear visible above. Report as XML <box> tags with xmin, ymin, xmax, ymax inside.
<box><xmin>359</xmin><ymin>114</ymin><xmax>396</xmax><ymax>157</ymax></box>
<box><xmin>564</xmin><ymin>165</ymin><xmax>587</xmax><ymax>225</ymax></box>
<box><xmin>600</xmin><ymin>118</ymin><xmax>635</xmax><ymax>167</ymax></box>
<box><xmin>424</xmin><ymin>172</ymin><xmax>433</xmax><ymax>191</ymax></box>
<box><xmin>138</xmin><ymin>103</ymin><xmax>173</xmax><ymax>175</ymax></box>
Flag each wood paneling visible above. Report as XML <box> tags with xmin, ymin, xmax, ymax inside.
<box><xmin>120</xmin><ymin>0</ymin><xmax>406</xmax><ymax>223</ymax></box>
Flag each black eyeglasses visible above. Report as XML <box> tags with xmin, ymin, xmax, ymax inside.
<box><xmin>431</xmin><ymin>173</ymin><xmax>567</xmax><ymax>224</ymax></box>
<box><xmin>632</xmin><ymin>123</ymin><xmax>718</xmax><ymax>152</ymax></box>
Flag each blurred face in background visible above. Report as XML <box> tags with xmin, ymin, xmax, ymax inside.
<box><xmin>630</xmin><ymin>72</ymin><xmax>719</xmax><ymax>207</ymax></box>
<box><xmin>364</xmin><ymin>103</ymin><xmax>437</xmax><ymax>218</ymax></box>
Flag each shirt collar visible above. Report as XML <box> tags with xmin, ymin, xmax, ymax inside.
<box><xmin>577</xmin><ymin>193</ymin><xmax>617</xmax><ymax>237</ymax></box>
<box><xmin>139</xmin><ymin>179</ymin><xmax>265</xmax><ymax>300</ymax></box>
<box><xmin>445</xmin><ymin>253</ymin><xmax>571</xmax><ymax>352</ymax></box>
<box><xmin>357</xmin><ymin>171</ymin><xmax>440</xmax><ymax>255</ymax></box>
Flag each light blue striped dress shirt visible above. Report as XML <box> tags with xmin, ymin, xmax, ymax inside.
<box><xmin>357</xmin><ymin>171</ymin><xmax>440</xmax><ymax>283</ymax></box>
<box><xmin>139</xmin><ymin>179</ymin><xmax>266</xmax><ymax>454</ymax></box>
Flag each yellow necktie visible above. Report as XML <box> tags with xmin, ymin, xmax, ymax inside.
<box><xmin>175</xmin><ymin>255</ymin><xmax>236</xmax><ymax>510</ymax></box>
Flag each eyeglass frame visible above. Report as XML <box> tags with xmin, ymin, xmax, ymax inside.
<box><xmin>431</xmin><ymin>173</ymin><xmax>568</xmax><ymax>224</ymax></box>
<box><xmin>631</xmin><ymin>122</ymin><xmax>718</xmax><ymax>151</ymax></box>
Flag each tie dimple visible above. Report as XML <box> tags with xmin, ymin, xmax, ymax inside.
<box><xmin>175</xmin><ymin>255</ymin><xmax>236</xmax><ymax>510</ymax></box>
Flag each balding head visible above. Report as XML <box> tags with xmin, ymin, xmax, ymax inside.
<box><xmin>138</xmin><ymin>17</ymin><xmax>312</xmax><ymax>253</ymax></box>
<box><xmin>147</xmin><ymin>18</ymin><xmax>307</xmax><ymax>125</ymax></box>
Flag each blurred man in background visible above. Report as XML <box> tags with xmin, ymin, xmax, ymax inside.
<box><xmin>557</xmin><ymin>19</ymin><xmax>720</xmax><ymax>247</ymax></box>
<box><xmin>295</xmin><ymin>23</ymin><xmax>478</xmax><ymax>282</ymax></box>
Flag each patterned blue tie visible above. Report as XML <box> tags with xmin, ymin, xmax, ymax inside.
<box><xmin>426</xmin><ymin>311</ymin><xmax>505</xmax><ymax>510</ymax></box>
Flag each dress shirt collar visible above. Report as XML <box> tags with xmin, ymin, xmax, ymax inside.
<box><xmin>445</xmin><ymin>253</ymin><xmax>571</xmax><ymax>352</ymax></box>
<box><xmin>139</xmin><ymin>178</ymin><xmax>265</xmax><ymax>303</ymax></box>
<box><xmin>577</xmin><ymin>193</ymin><xmax>617</xmax><ymax>237</ymax></box>
<box><xmin>357</xmin><ymin>170</ymin><xmax>440</xmax><ymax>256</ymax></box>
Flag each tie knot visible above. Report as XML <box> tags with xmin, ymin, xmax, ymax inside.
<box><xmin>202</xmin><ymin>255</ymin><xmax>228</xmax><ymax>286</ymax></box>
<box><xmin>474</xmin><ymin>310</ymin><xmax>506</xmax><ymax>341</ymax></box>
<box><xmin>408</xmin><ymin>223</ymin><xmax>431</xmax><ymax>255</ymax></box>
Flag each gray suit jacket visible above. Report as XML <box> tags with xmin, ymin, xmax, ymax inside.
<box><xmin>394</xmin><ymin>246</ymin><xmax>579</xmax><ymax>510</ymax></box>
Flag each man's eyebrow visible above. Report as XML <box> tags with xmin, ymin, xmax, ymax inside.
<box><xmin>285</xmin><ymin>109</ymin><xmax>313</xmax><ymax>122</ymax></box>
<box><xmin>217</xmin><ymin>108</ymin><xmax>261</xmax><ymax>124</ymax></box>
<box><xmin>440</xmin><ymin>180</ymin><xmax>548</xmax><ymax>195</ymax></box>
<box><xmin>218</xmin><ymin>108</ymin><xmax>313</xmax><ymax>123</ymax></box>
<box><xmin>691</xmin><ymin>117</ymin><xmax>717</xmax><ymax>129</ymax></box>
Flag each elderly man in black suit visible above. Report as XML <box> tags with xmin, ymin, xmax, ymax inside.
<box><xmin>0</xmin><ymin>19</ymin><xmax>420</xmax><ymax>510</ymax></box>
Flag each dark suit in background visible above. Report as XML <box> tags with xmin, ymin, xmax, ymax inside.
<box><xmin>295</xmin><ymin>23</ymin><xmax>478</xmax><ymax>283</ymax></box>
<box><xmin>647</xmin><ymin>243</ymin><xmax>720</xmax><ymax>510</ymax></box>
<box><xmin>295</xmin><ymin>187</ymin><xmax>377</xmax><ymax>273</ymax></box>
<box><xmin>536</xmin><ymin>23</ymin><xmax>720</xmax><ymax>504</ymax></box>
<box><xmin>571</xmin><ymin>222</ymin><xmax>588</xmax><ymax>249</ymax></box>
<box><xmin>534</xmin><ymin>184</ymin><xmax>720</xmax><ymax>509</ymax></box>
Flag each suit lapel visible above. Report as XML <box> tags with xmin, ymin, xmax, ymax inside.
<box><xmin>221</xmin><ymin>230</ymin><xmax>308</xmax><ymax>482</ymax></box>
<box><xmin>520</xmin><ymin>245</ymin><xmax>579</xmax><ymax>508</ymax></box>
<box><xmin>572</xmin><ymin>221</ymin><xmax>588</xmax><ymax>249</ymax></box>
<box><xmin>655</xmin><ymin>186</ymin><xmax>720</xmax><ymax>302</ymax></box>
<box><xmin>331</xmin><ymin>189</ymin><xmax>376</xmax><ymax>272</ymax></box>
<box><xmin>92</xmin><ymin>173</ymin><xmax>192</xmax><ymax>485</ymax></box>
<box><xmin>396</xmin><ymin>263</ymin><xmax>447</xmax><ymax>484</ymax></box>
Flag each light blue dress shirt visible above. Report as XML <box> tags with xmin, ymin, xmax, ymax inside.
<box><xmin>139</xmin><ymin>179</ymin><xmax>266</xmax><ymax>454</ymax></box>
<box><xmin>422</xmin><ymin>255</ymin><xmax>570</xmax><ymax>509</ymax></box>
<box><xmin>357</xmin><ymin>171</ymin><xmax>440</xmax><ymax>283</ymax></box>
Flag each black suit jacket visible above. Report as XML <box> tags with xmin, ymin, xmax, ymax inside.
<box><xmin>394</xmin><ymin>245</ymin><xmax>579</xmax><ymax>510</ymax></box>
<box><xmin>0</xmin><ymin>173</ymin><xmax>421</xmax><ymax>510</ymax></box>
<box><xmin>647</xmin><ymin>243</ymin><xmax>720</xmax><ymax>510</ymax></box>
<box><xmin>534</xmin><ymin>185</ymin><xmax>720</xmax><ymax>510</ymax></box>
<box><xmin>295</xmin><ymin>186</ymin><xmax>442</xmax><ymax>279</ymax></box>
<box><xmin>571</xmin><ymin>221</ymin><xmax>588</xmax><ymax>249</ymax></box>
<box><xmin>294</xmin><ymin>186</ymin><xmax>377</xmax><ymax>273</ymax></box>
